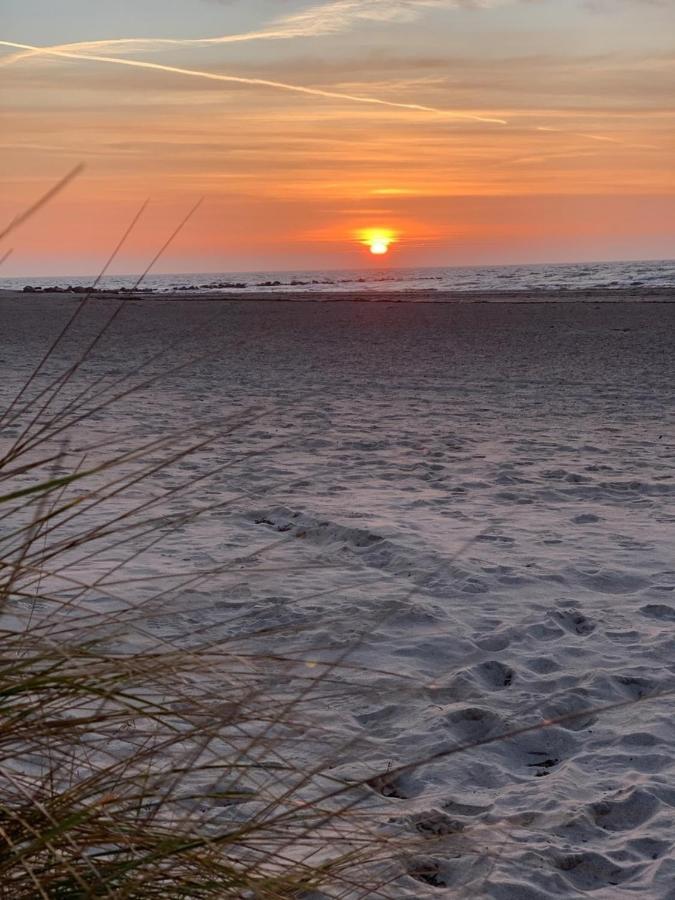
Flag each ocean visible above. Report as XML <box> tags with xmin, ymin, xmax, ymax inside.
<box><xmin>2</xmin><ymin>258</ymin><xmax>674</xmax><ymax>296</ymax></box>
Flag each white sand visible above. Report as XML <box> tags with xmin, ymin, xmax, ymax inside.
<box><xmin>1</xmin><ymin>291</ymin><xmax>674</xmax><ymax>896</ymax></box>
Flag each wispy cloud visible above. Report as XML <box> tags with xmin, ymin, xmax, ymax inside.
<box><xmin>0</xmin><ymin>0</ymin><xmax>512</xmax><ymax>65</ymax></box>
<box><xmin>266</xmin><ymin>0</ymin><xmax>493</xmax><ymax>35</ymax></box>
<box><xmin>0</xmin><ymin>2</ymin><xmax>513</xmax><ymax>124</ymax></box>
<box><xmin>0</xmin><ymin>38</ymin><xmax>507</xmax><ymax>125</ymax></box>
<box><xmin>583</xmin><ymin>0</ymin><xmax>670</xmax><ymax>10</ymax></box>
<box><xmin>0</xmin><ymin>1</ymin><xmax>663</xmax><ymax>151</ymax></box>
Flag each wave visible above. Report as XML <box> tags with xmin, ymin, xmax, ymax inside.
<box><xmin>3</xmin><ymin>259</ymin><xmax>674</xmax><ymax>297</ymax></box>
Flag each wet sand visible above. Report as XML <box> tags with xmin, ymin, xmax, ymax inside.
<box><xmin>4</xmin><ymin>285</ymin><xmax>674</xmax><ymax>304</ymax></box>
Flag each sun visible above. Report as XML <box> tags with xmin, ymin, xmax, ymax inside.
<box><xmin>369</xmin><ymin>239</ymin><xmax>390</xmax><ymax>255</ymax></box>
<box><xmin>358</xmin><ymin>228</ymin><xmax>397</xmax><ymax>257</ymax></box>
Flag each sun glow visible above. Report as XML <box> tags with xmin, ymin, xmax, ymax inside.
<box><xmin>359</xmin><ymin>228</ymin><xmax>397</xmax><ymax>256</ymax></box>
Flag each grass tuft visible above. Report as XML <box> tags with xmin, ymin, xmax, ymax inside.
<box><xmin>0</xmin><ymin>195</ymin><xmax>405</xmax><ymax>897</ymax></box>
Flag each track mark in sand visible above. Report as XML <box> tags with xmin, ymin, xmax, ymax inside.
<box><xmin>442</xmin><ymin>798</ymin><xmax>492</xmax><ymax>817</ymax></box>
<box><xmin>441</xmin><ymin>706</ymin><xmax>506</xmax><ymax>741</ymax></box>
<box><xmin>405</xmin><ymin>852</ymin><xmax>492</xmax><ymax>892</ymax></box>
<box><xmin>549</xmin><ymin>606</ymin><xmax>596</xmax><ymax>636</ymax></box>
<box><xmin>640</xmin><ymin>603</ymin><xmax>675</xmax><ymax>621</ymax></box>
<box><xmin>408</xmin><ymin>809</ymin><xmax>466</xmax><ymax>837</ymax></box>
<box><xmin>525</xmin><ymin>655</ymin><xmax>561</xmax><ymax>674</ymax></box>
<box><xmin>249</xmin><ymin>505</ymin><xmax>485</xmax><ymax>593</ymax></box>
<box><xmin>367</xmin><ymin>771</ymin><xmax>424</xmax><ymax>800</ymax></box>
<box><xmin>475</xmin><ymin>631</ymin><xmax>511</xmax><ymax>651</ymax></box>
<box><xmin>613</xmin><ymin>674</ymin><xmax>658</xmax><ymax>700</ymax></box>
<box><xmin>527</xmin><ymin>754</ymin><xmax>561</xmax><ymax>777</ymax></box>
<box><xmin>476</xmin><ymin>660</ymin><xmax>515</xmax><ymax>689</ymax></box>
<box><xmin>591</xmin><ymin>788</ymin><xmax>660</xmax><ymax>832</ymax></box>
<box><xmin>406</xmin><ymin>858</ymin><xmax>449</xmax><ymax>889</ymax></box>
<box><xmin>569</xmin><ymin>567</ymin><xmax>648</xmax><ymax>595</ymax></box>
<box><xmin>253</xmin><ymin>515</ymin><xmax>294</xmax><ymax>533</ymax></box>
<box><xmin>540</xmin><ymin>692</ymin><xmax>599</xmax><ymax>731</ymax></box>
<box><xmin>552</xmin><ymin>851</ymin><xmax>640</xmax><ymax>891</ymax></box>
<box><xmin>435</xmin><ymin>660</ymin><xmax>516</xmax><ymax>702</ymax></box>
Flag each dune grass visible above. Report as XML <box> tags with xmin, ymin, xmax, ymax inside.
<box><xmin>2</xmin><ymin>179</ymin><xmax>670</xmax><ymax>899</ymax></box>
<box><xmin>0</xmin><ymin>189</ymin><xmax>411</xmax><ymax>898</ymax></box>
<box><xmin>0</xmin><ymin>316</ymin><xmax>411</xmax><ymax>898</ymax></box>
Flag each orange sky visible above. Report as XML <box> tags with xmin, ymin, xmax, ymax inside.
<box><xmin>1</xmin><ymin>0</ymin><xmax>674</xmax><ymax>275</ymax></box>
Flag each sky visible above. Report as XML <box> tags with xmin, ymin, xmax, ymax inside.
<box><xmin>1</xmin><ymin>0</ymin><xmax>674</xmax><ymax>275</ymax></box>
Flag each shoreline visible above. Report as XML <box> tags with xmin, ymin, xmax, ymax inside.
<box><xmin>1</xmin><ymin>286</ymin><xmax>673</xmax><ymax>304</ymax></box>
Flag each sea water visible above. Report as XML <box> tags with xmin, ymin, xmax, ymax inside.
<box><xmin>2</xmin><ymin>258</ymin><xmax>674</xmax><ymax>296</ymax></box>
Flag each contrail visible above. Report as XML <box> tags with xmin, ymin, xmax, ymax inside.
<box><xmin>535</xmin><ymin>125</ymin><xmax>658</xmax><ymax>152</ymax></box>
<box><xmin>0</xmin><ymin>1</ymin><xmax>500</xmax><ymax>69</ymax></box>
<box><xmin>0</xmin><ymin>32</ymin><xmax>297</xmax><ymax>69</ymax></box>
<box><xmin>0</xmin><ymin>2</ymin><xmax>492</xmax><ymax>68</ymax></box>
<box><xmin>0</xmin><ymin>39</ymin><xmax>507</xmax><ymax>125</ymax></box>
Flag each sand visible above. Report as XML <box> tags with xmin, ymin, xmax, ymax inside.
<box><xmin>1</xmin><ymin>290</ymin><xmax>674</xmax><ymax>897</ymax></box>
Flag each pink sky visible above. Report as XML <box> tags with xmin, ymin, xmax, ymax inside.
<box><xmin>2</xmin><ymin>0</ymin><xmax>674</xmax><ymax>275</ymax></box>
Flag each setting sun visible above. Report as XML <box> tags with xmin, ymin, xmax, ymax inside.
<box><xmin>1</xmin><ymin>1</ymin><xmax>673</xmax><ymax>895</ymax></box>
<box><xmin>369</xmin><ymin>239</ymin><xmax>390</xmax><ymax>255</ymax></box>
<box><xmin>359</xmin><ymin>228</ymin><xmax>397</xmax><ymax>257</ymax></box>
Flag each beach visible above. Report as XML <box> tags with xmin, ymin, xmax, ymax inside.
<box><xmin>1</xmin><ymin>290</ymin><xmax>674</xmax><ymax>897</ymax></box>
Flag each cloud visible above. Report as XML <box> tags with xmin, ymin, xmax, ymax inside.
<box><xmin>584</xmin><ymin>0</ymin><xmax>669</xmax><ymax>8</ymax></box>
<box><xmin>0</xmin><ymin>1</ymin><xmax>522</xmax><ymax>126</ymax></box>
<box><xmin>0</xmin><ymin>0</ymin><xmax>512</xmax><ymax>66</ymax></box>
<box><xmin>0</xmin><ymin>2</ymin><xmax>515</xmax><ymax>129</ymax></box>
<box><xmin>272</xmin><ymin>1</ymin><xmax>458</xmax><ymax>34</ymax></box>
<box><xmin>0</xmin><ymin>38</ymin><xmax>507</xmax><ymax>125</ymax></box>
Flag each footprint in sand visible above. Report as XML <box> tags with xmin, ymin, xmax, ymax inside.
<box><xmin>408</xmin><ymin>809</ymin><xmax>466</xmax><ymax>837</ymax></box>
<box><xmin>549</xmin><ymin>606</ymin><xmax>596</xmax><ymax>635</ymax></box>
<box><xmin>367</xmin><ymin>771</ymin><xmax>424</xmax><ymax>800</ymax></box>
<box><xmin>640</xmin><ymin>603</ymin><xmax>675</xmax><ymax>622</ymax></box>
<box><xmin>553</xmin><ymin>851</ymin><xmax>639</xmax><ymax>891</ymax></box>
<box><xmin>591</xmin><ymin>787</ymin><xmax>660</xmax><ymax>832</ymax></box>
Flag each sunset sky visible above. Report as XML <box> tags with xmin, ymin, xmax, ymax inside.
<box><xmin>2</xmin><ymin>0</ymin><xmax>674</xmax><ymax>275</ymax></box>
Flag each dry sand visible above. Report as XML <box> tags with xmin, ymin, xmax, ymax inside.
<box><xmin>1</xmin><ymin>290</ymin><xmax>674</xmax><ymax>896</ymax></box>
